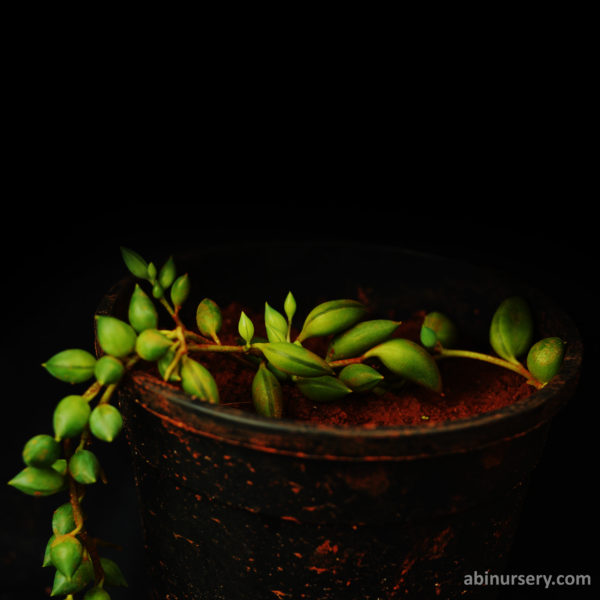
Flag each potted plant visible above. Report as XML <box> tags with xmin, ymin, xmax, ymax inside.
<box><xmin>7</xmin><ymin>242</ymin><xmax>582</xmax><ymax>599</ymax></box>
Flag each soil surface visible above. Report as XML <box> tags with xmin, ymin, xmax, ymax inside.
<box><xmin>175</xmin><ymin>301</ymin><xmax>535</xmax><ymax>427</ymax></box>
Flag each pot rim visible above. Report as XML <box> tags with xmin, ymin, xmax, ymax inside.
<box><xmin>97</xmin><ymin>242</ymin><xmax>583</xmax><ymax>458</ymax></box>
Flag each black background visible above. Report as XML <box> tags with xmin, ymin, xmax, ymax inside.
<box><xmin>1</xmin><ymin>200</ymin><xmax>596</xmax><ymax>599</ymax></box>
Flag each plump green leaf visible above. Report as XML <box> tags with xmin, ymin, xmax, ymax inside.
<box><xmin>419</xmin><ymin>326</ymin><xmax>438</xmax><ymax>349</ymax></box>
<box><xmin>296</xmin><ymin>375</ymin><xmax>352</xmax><ymax>402</ymax></box>
<box><xmin>22</xmin><ymin>434</ymin><xmax>61</xmax><ymax>468</ymax></box>
<box><xmin>135</xmin><ymin>329</ymin><xmax>171</xmax><ymax>361</ymax></box>
<box><xmin>128</xmin><ymin>283</ymin><xmax>159</xmax><ymax>333</ymax></box>
<box><xmin>157</xmin><ymin>346</ymin><xmax>181</xmax><ymax>382</ymax></box>
<box><xmin>8</xmin><ymin>466</ymin><xmax>65</xmax><ymax>496</ymax></box>
<box><xmin>53</xmin><ymin>395</ymin><xmax>91</xmax><ymax>440</ymax></box>
<box><xmin>120</xmin><ymin>247</ymin><xmax>148</xmax><ymax>279</ymax></box>
<box><xmin>68</xmin><ymin>449</ymin><xmax>101</xmax><ymax>485</ymax></box>
<box><xmin>51</xmin><ymin>554</ymin><xmax>94</xmax><ymax>596</ymax></box>
<box><xmin>89</xmin><ymin>404</ymin><xmax>123</xmax><ymax>442</ymax></box>
<box><xmin>100</xmin><ymin>556</ymin><xmax>128</xmax><ymax>587</ymax></box>
<box><xmin>43</xmin><ymin>349</ymin><xmax>97</xmax><ymax>384</ymax></box>
<box><xmin>170</xmin><ymin>273</ymin><xmax>190</xmax><ymax>307</ymax></box>
<box><xmin>43</xmin><ymin>534</ymin><xmax>56</xmax><ymax>567</ymax></box>
<box><xmin>284</xmin><ymin>291</ymin><xmax>296</xmax><ymax>322</ymax></box>
<box><xmin>338</xmin><ymin>364</ymin><xmax>384</xmax><ymax>392</ymax></box>
<box><xmin>52</xmin><ymin>503</ymin><xmax>76</xmax><ymax>536</ymax></box>
<box><xmin>265</xmin><ymin>303</ymin><xmax>288</xmax><ymax>343</ymax></box>
<box><xmin>526</xmin><ymin>337</ymin><xmax>566</xmax><ymax>383</ymax></box>
<box><xmin>297</xmin><ymin>299</ymin><xmax>368</xmax><ymax>342</ymax></box>
<box><xmin>180</xmin><ymin>356</ymin><xmax>220</xmax><ymax>404</ymax></box>
<box><xmin>421</xmin><ymin>311</ymin><xmax>459</xmax><ymax>349</ymax></box>
<box><xmin>254</xmin><ymin>342</ymin><xmax>334</xmax><ymax>378</ymax></box>
<box><xmin>50</xmin><ymin>534</ymin><xmax>83</xmax><ymax>580</ymax></box>
<box><xmin>196</xmin><ymin>298</ymin><xmax>222</xmax><ymax>343</ymax></box>
<box><xmin>94</xmin><ymin>355</ymin><xmax>125</xmax><ymax>385</ymax></box>
<box><xmin>96</xmin><ymin>316</ymin><xmax>137</xmax><ymax>358</ymax></box>
<box><xmin>364</xmin><ymin>338</ymin><xmax>442</xmax><ymax>392</ymax></box>
<box><xmin>84</xmin><ymin>587</ymin><xmax>112</xmax><ymax>599</ymax></box>
<box><xmin>238</xmin><ymin>311</ymin><xmax>255</xmax><ymax>346</ymax></box>
<box><xmin>327</xmin><ymin>319</ymin><xmax>401</xmax><ymax>361</ymax></box>
<box><xmin>252</xmin><ymin>363</ymin><xmax>283</xmax><ymax>418</ymax></box>
<box><xmin>158</xmin><ymin>255</ymin><xmax>176</xmax><ymax>289</ymax></box>
<box><xmin>490</xmin><ymin>297</ymin><xmax>534</xmax><ymax>362</ymax></box>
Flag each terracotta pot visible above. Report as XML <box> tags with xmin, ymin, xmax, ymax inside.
<box><xmin>96</xmin><ymin>243</ymin><xmax>582</xmax><ymax>600</ymax></box>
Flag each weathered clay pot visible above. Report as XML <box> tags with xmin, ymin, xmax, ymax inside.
<box><xmin>96</xmin><ymin>243</ymin><xmax>582</xmax><ymax>600</ymax></box>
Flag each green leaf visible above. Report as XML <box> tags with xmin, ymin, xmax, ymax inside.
<box><xmin>53</xmin><ymin>395</ymin><xmax>91</xmax><ymax>440</ymax></box>
<box><xmin>42</xmin><ymin>349</ymin><xmax>97</xmax><ymax>384</ymax></box>
<box><xmin>364</xmin><ymin>338</ymin><xmax>442</xmax><ymax>392</ymax></box>
<box><xmin>51</xmin><ymin>458</ymin><xmax>67</xmax><ymax>477</ymax></box>
<box><xmin>52</xmin><ymin>503</ymin><xmax>77</xmax><ymax>535</ymax></box>
<box><xmin>68</xmin><ymin>449</ymin><xmax>101</xmax><ymax>485</ymax></box>
<box><xmin>147</xmin><ymin>262</ymin><xmax>157</xmax><ymax>282</ymax></box>
<box><xmin>94</xmin><ymin>355</ymin><xmax>125</xmax><ymax>385</ymax></box>
<box><xmin>100</xmin><ymin>556</ymin><xmax>128</xmax><ymax>587</ymax></box>
<box><xmin>22</xmin><ymin>434</ymin><xmax>61</xmax><ymax>468</ymax></box>
<box><xmin>327</xmin><ymin>319</ymin><xmax>401</xmax><ymax>361</ymax></box>
<box><xmin>158</xmin><ymin>255</ymin><xmax>177</xmax><ymax>289</ymax></box>
<box><xmin>252</xmin><ymin>363</ymin><xmax>283</xmax><ymax>418</ymax></box>
<box><xmin>157</xmin><ymin>346</ymin><xmax>181</xmax><ymax>382</ymax></box>
<box><xmin>489</xmin><ymin>297</ymin><xmax>534</xmax><ymax>363</ymax></box>
<box><xmin>170</xmin><ymin>273</ymin><xmax>190</xmax><ymax>308</ymax></box>
<box><xmin>338</xmin><ymin>364</ymin><xmax>384</xmax><ymax>392</ymax></box>
<box><xmin>297</xmin><ymin>299</ymin><xmax>368</xmax><ymax>342</ymax></box>
<box><xmin>196</xmin><ymin>298</ymin><xmax>222</xmax><ymax>343</ymax></box>
<box><xmin>238</xmin><ymin>311</ymin><xmax>255</xmax><ymax>346</ymax></box>
<box><xmin>128</xmin><ymin>283</ymin><xmax>159</xmax><ymax>333</ymax></box>
<box><xmin>51</xmin><ymin>554</ymin><xmax>94</xmax><ymax>596</ymax></box>
<box><xmin>120</xmin><ymin>247</ymin><xmax>149</xmax><ymax>280</ymax></box>
<box><xmin>152</xmin><ymin>281</ymin><xmax>164</xmax><ymax>299</ymax></box>
<box><xmin>180</xmin><ymin>356</ymin><xmax>220</xmax><ymax>404</ymax></box>
<box><xmin>526</xmin><ymin>337</ymin><xmax>566</xmax><ymax>383</ymax></box>
<box><xmin>8</xmin><ymin>466</ymin><xmax>65</xmax><ymax>496</ymax></box>
<box><xmin>254</xmin><ymin>342</ymin><xmax>334</xmax><ymax>378</ymax></box>
<box><xmin>43</xmin><ymin>535</ymin><xmax>56</xmax><ymax>567</ymax></box>
<box><xmin>264</xmin><ymin>303</ymin><xmax>288</xmax><ymax>343</ymax></box>
<box><xmin>89</xmin><ymin>404</ymin><xmax>123</xmax><ymax>442</ymax></box>
<box><xmin>135</xmin><ymin>329</ymin><xmax>172</xmax><ymax>361</ymax></box>
<box><xmin>50</xmin><ymin>534</ymin><xmax>83</xmax><ymax>580</ymax></box>
<box><xmin>419</xmin><ymin>325</ymin><xmax>438</xmax><ymax>349</ymax></box>
<box><xmin>95</xmin><ymin>316</ymin><xmax>137</xmax><ymax>358</ymax></box>
<box><xmin>296</xmin><ymin>375</ymin><xmax>352</xmax><ymax>402</ymax></box>
<box><xmin>421</xmin><ymin>312</ymin><xmax>459</xmax><ymax>349</ymax></box>
<box><xmin>284</xmin><ymin>291</ymin><xmax>296</xmax><ymax>322</ymax></box>
<box><xmin>84</xmin><ymin>586</ymin><xmax>112</xmax><ymax>599</ymax></box>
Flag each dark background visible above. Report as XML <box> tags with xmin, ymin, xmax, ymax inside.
<box><xmin>1</xmin><ymin>202</ymin><xmax>596</xmax><ymax>599</ymax></box>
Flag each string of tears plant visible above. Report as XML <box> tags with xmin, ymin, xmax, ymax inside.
<box><xmin>8</xmin><ymin>247</ymin><xmax>567</xmax><ymax>599</ymax></box>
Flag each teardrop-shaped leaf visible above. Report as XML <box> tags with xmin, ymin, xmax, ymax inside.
<box><xmin>327</xmin><ymin>319</ymin><xmax>401</xmax><ymax>361</ymax></box>
<box><xmin>526</xmin><ymin>337</ymin><xmax>566</xmax><ymax>383</ymax></box>
<box><xmin>196</xmin><ymin>298</ymin><xmax>222</xmax><ymax>343</ymax></box>
<box><xmin>297</xmin><ymin>299</ymin><xmax>368</xmax><ymax>342</ymax></box>
<box><xmin>52</xmin><ymin>503</ymin><xmax>77</xmax><ymax>535</ymax></box>
<box><xmin>22</xmin><ymin>434</ymin><xmax>61</xmax><ymax>468</ymax></box>
<box><xmin>135</xmin><ymin>329</ymin><xmax>172</xmax><ymax>361</ymax></box>
<box><xmin>296</xmin><ymin>375</ymin><xmax>352</xmax><ymax>402</ymax></box>
<box><xmin>171</xmin><ymin>273</ymin><xmax>190</xmax><ymax>308</ymax></box>
<box><xmin>128</xmin><ymin>283</ymin><xmax>159</xmax><ymax>333</ymax></box>
<box><xmin>42</xmin><ymin>349</ymin><xmax>97</xmax><ymax>384</ymax></box>
<box><xmin>96</xmin><ymin>316</ymin><xmax>137</xmax><ymax>358</ymax></box>
<box><xmin>43</xmin><ymin>534</ymin><xmax>56</xmax><ymax>567</ymax></box>
<box><xmin>53</xmin><ymin>396</ymin><xmax>91</xmax><ymax>440</ymax></box>
<box><xmin>422</xmin><ymin>311</ymin><xmax>459</xmax><ymax>349</ymax></box>
<box><xmin>120</xmin><ymin>247</ymin><xmax>148</xmax><ymax>279</ymax></box>
<box><xmin>8</xmin><ymin>466</ymin><xmax>65</xmax><ymax>496</ymax></box>
<box><xmin>94</xmin><ymin>355</ymin><xmax>125</xmax><ymax>385</ymax></box>
<box><xmin>50</xmin><ymin>534</ymin><xmax>83</xmax><ymax>580</ymax></box>
<box><xmin>84</xmin><ymin>586</ymin><xmax>112</xmax><ymax>600</ymax></box>
<box><xmin>254</xmin><ymin>342</ymin><xmax>334</xmax><ymax>378</ymax></box>
<box><xmin>180</xmin><ymin>356</ymin><xmax>220</xmax><ymax>404</ymax></box>
<box><xmin>158</xmin><ymin>255</ymin><xmax>176</xmax><ymax>289</ymax></box>
<box><xmin>89</xmin><ymin>404</ymin><xmax>123</xmax><ymax>442</ymax></box>
<box><xmin>419</xmin><ymin>325</ymin><xmax>438</xmax><ymax>349</ymax></box>
<box><xmin>51</xmin><ymin>554</ymin><xmax>94</xmax><ymax>596</ymax></box>
<box><xmin>252</xmin><ymin>362</ymin><xmax>283</xmax><ymax>418</ymax></box>
<box><xmin>100</xmin><ymin>556</ymin><xmax>128</xmax><ymax>587</ymax></box>
<box><xmin>265</xmin><ymin>303</ymin><xmax>288</xmax><ymax>343</ymax></box>
<box><xmin>284</xmin><ymin>291</ymin><xmax>296</xmax><ymax>322</ymax></box>
<box><xmin>238</xmin><ymin>311</ymin><xmax>255</xmax><ymax>346</ymax></box>
<box><xmin>157</xmin><ymin>346</ymin><xmax>182</xmax><ymax>382</ymax></box>
<box><xmin>364</xmin><ymin>338</ymin><xmax>442</xmax><ymax>392</ymax></box>
<box><xmin>489</xmin><ymin>297</ymin><xmax>534</xmax><ymax>362</ymax></box>
<box><xmin>338</xmin><ymin>363</ymin><xmax>384</xmax><ymax>392</ymax></box>
<box><xmin>68</xmin><ymin>449</ymin><xmax>101</xmax><ymax>485</ymax></box>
